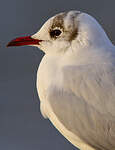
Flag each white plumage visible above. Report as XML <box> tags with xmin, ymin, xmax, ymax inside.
<box><xmin>35</xmin><ymin>11</ymin><xmax>115</xmax><ymax>150</ymax></box>
<box><xmin>7</xmin><ymin>10</ymin><xmax>115</xmax><ymax>150</ymax></box>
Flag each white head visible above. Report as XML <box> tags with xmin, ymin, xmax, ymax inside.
<box><xmin>7</xmin><ymin>11</ymin><xmax>112</xmax><ymax>55</ymax></box>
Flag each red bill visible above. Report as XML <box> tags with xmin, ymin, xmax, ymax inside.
<box><xmin>7</xmin><ymin>36</ymin><xmax>42</xmax><ymax>47</ymax></box>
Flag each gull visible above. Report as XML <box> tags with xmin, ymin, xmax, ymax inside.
<box><xmin>7</xmin><ymin>11</ymin><xmax>115</xmax><ymax>150</ymax></box>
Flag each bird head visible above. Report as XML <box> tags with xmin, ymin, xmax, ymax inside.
<box><xmin>7</xmin><ymin>11</ymin><xmax>112</xmax><ymax>55</ymax></box>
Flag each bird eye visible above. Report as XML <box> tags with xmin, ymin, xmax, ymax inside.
<box><xmin>50</xmin><ymin>29</ymin><xmax>62</xmax><ymax>38</ymax></box>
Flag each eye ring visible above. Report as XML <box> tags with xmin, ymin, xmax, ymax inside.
<box><xmin>50</xmin><ymin>29</ymin><xmax>62</xmax><ymax>38</ymax></box>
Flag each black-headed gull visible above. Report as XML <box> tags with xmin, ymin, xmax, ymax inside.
<box><xmin>7</xmin><ymin>11</ymin><xmax>115</xmax><ymax>150</ymax></box>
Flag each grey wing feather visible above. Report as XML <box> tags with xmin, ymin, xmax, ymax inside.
<box><xmin>48</xmin><ymin>63</ymin><xmax>115</xmax><ymax>150</ymax></box>
<box><xmin>63</xmin><ymin>64</ymin><xmax>115</xmax><ymax>117</ymax></box>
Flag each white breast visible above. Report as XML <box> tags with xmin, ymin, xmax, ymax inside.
<box><xmin>36</xmin><ymin>55</ymin><xmax>96</xmax><ymax>150</ymax></box>
<box><xmin>36</xmin><ymin>54</ymin><xmax>60</xmax><ymax>118</ymax></box>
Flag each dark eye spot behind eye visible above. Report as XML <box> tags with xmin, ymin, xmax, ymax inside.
<box><xmin>50</xmin><ymin>29</ymin><xmax>62</xmax><ymax>38</ymax></box>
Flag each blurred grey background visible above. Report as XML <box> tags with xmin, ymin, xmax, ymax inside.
<box><xmin>0</xmin><ymin>0</ymin><xmax>115</xmax><ymax>150</ymax></box>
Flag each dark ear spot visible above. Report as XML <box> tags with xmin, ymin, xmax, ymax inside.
<box><xmin>68</xmin><ymin>28</ymin><xmax>78</xmax><ymax>41</ymax></box>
